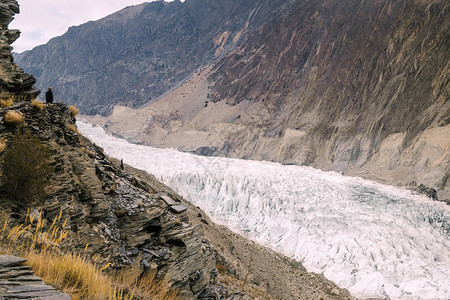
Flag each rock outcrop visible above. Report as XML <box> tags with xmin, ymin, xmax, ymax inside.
<box><xmin>113</xmin><ymin>160</ymin><xmax>354</xmax><ymax>300</ymax></box>
<box><xmin>0</xmin><ymin>103</ymin><xmax>217</xmax><ymax>298</ymax></box>
<box><xmin>0</xmin><ymin>0</ymin><xmax>39</xmax><ymax>99</ymax></box>
<box><xmin>0</xmin><ymin>255</ymin><xmax>71</xmax><ymax>299</ymax></box>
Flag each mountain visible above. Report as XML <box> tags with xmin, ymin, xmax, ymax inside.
<box><xmin>82</xmin><ymin>0</ymin><xmax>450</xmax><ymax>200</ymax></box>
<box><xmin>14</xmin><ymin>0</ymin><xmax>292</xmax><ymax>115</ymax></box>
<box><xmin>12</xmin><ymin>0</ymin><xmax>449</xmax><ymax>199</ymax></box>
<box><xmin>1</xmin><ymin>2</ymin><xmax>353</xmax><ymax>299</ymax></box>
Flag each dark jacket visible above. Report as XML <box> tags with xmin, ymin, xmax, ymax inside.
<box><xmin>45</xmin><ymin>89</ymin><xmax>53</xmax><ymax>103</ymax></box>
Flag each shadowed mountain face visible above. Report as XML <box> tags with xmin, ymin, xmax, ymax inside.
<box><xmin>208</xmin><ymin>0</ymin><xmax>449</xmax><ymax>199</ymax></box>
<box><xmin>211</xmin><ymin>0</ymin><xmax>449</xmax><ymax>139</ymax></box>
<box><xmin>209</xmin><ymin>0</ymin><xmax>449</xmax><ymax>158</ymax></box>
<box><xmin>14</xmin><ymin>0</ymin><xmax>291</xmax><ymax>115</ymax></box>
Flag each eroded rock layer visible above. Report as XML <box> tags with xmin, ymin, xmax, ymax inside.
<box><xmin>0</xmin><ymin>0</ymin><xmax>38</xmax><ymax>98</ymax></box>
<box><xmin>0</xmin><ymin>103</ymin><xmax>216</xmax><ymax>298</ymax></box>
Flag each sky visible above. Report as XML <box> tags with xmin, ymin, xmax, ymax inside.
<box><xmin>9</xmin><ymin>0</ymin><xmax>165</xmax><ymax>53</ymax></box>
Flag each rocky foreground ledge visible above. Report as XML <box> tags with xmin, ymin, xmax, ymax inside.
<box><xmin>0</xmin><ymin>255</ymin><xmax>70</xmax><ymax>299</ymax></box>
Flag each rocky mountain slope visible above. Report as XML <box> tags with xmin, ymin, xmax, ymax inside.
<box><xmin>14</xmin><ymin>0</ymin><xmax>292</xmax><ymax>115</ymax></box>
<box><xmin>0</xmin><ymin>102</ymin><xmax>219</xmax><ymax>299</ymax></box>
<box><xmin>84</xmin><ymin>0</ymin><xmax>449</xmax><ymax>200</ymax></box>
<box><xmin>0</xmin><ymin>103</ymin><xmax>354</xmax><ymax>300</ymax></box>
<box><xmin>0</xmin><ymin>2</ymin><xmax>353</xmax><ymax>299</ymax></box>
<box><xmin>0</xmin><ymin>0</ymin><xmax>39</xmax><ymax>99</ymax></box>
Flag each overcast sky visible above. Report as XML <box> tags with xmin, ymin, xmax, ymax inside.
<box><xmin>10</xmin><ymin>0</ymin><xmax>170</xmax><ymax>53</ymax></box>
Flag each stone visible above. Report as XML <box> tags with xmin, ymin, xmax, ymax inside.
<box><xmin>158</xmin><ymin>247</ymin><xmax>171</xmax><ymax>260</ymax></box>
<box><xmin>142</xmin><ymin>260</ymin><xmax>150</xmax><ymax>269</ymax></box>
<box><xmin>4</xmin><ymin>290</ymin><xmax>71</xmax><ymax>299</ymax></box>
<box><xmin>160</xmin><ymin>194</ymin><xmax>177</xmax><ymax>206</ymax></box>
<box><xmin>0</xmin><ymin>255</ymin><xmax>71</xmax><ymax>299</ymax></box>
<box><xmin>8</xmin><ymin>275</ymin><xmax>43</xmax><ymax>282</ymax></box>
<box><xmin>170</xmin><ymin>204</ymin><xmax>188</xmax><ymax>214</ymax></box>
<box><xmin>6</xmin><ymin>285</ymin><xmax>55</xmax><ymax>293</ymax></box>
<box><xmin>104</xmin><ymin>227</ymin><xmax>112</xmax><ymax>236</ymax></box>
<box><xmin>0</xmin><ymin>256</ymin><xmax>26</xmax><ymax>268</ymax></box>
<box><xmin>0</xmin><ymin>270</ymin><xmax>33</xmax><ymax>279</ymax></box>
<box><xmin>416</xmin><ymin>184</ymin><xmax>438</xmax><ymax>201</ymax></box>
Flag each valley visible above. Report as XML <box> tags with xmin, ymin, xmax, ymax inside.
<box><xmin>3</xmin><ymin>0</ymin><xmax>449</xmax><ymax>298</ymax></box>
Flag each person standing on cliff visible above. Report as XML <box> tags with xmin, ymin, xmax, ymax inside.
<box><xmin>45</xmin><ymin>87</ymin><xmax>53</xmax><ymax>103</ymax></box>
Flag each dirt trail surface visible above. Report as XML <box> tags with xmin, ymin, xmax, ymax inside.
<box><xmin>121</xmin><ymin>161</ymin><xmax>355</xmax><ymax>300</ymax></box>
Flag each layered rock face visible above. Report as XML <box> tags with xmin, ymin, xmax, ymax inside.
<box><xmin>86</xmin><ymin>0</ymin><xmax>449</xmax><ymax>200</ymax></box>
<box><xmin>14</xmin><ymin>0</ymin><xmax>291</xmax><ymax>115</ymax></box>
<box><xmin>0</xmin><ymin>0</ymin><xmax>38</xmax><ymax>98</ymax></box>
<box><xmin>0</xmin><ymin>103</ymin><xmax>216</xmax><ymax>298</ymax></box>
<box><xmin>208</xmin><ymin>0</ymin><xmax>450</xmax><ymax>199</ymax></box>
<box><xmin>0</xmin><ymin>102</ymin><xmax>353</xmax><ymax>299</ymax></box>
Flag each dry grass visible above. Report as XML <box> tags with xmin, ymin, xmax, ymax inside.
<box><xmin>25</xmin><ymin>251</ymin><xmax>133</xmax><ymax>300</ymax></box>
<box><xmin>216</xmin><ymin>262</ymin><xmax>227</xmax><ymax>274</ymax></box>
<box><xmin>0</xmin><ymin>98</ymin><xmax>13</xmax><ymax>108</ymax></box>
<box><xmin>81</xmin><ymin>147</ymin><xmax>96</xmax><ymax>158</ymax></box>
<box><xmin>127</xmin><ymin>271</ymin><xmax>179</xmax><ymax>300</ymax></box>
<box><xmin>4</xmin><ymin>111</ymin><xmax>24</xmax><ymax>125</ymax></box>
<box><xmin>66</xmin><ymin>124</ymin><xmax>80</xmax><ymax>134</ymax></box>
<box><xmin>31</xmin><ymin>99</ymin><xmax>45</xmax><ymax>111</ymax></box>
<box><xmin>0</xmin><ymin>137</ymin><xmax>7</xmax><ymax>153</ymax></box>
<box><xmin>0</xmin><ymin>209</ymin><xmax>179</xmax><ymax>300</ymax></box>
<box><xmin>69</xmin><ymin>105</ymin><xmax>79</xmax><ymax>117</ymax></box>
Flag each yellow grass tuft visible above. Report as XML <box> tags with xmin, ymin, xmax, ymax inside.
<box><xmin>69</xmin><ymin>105</ymin><xmax>79</xmax><ymax>117</ymax></box>
<box><xmin>4</xmin><ymin>111</ymin><xmax>24</xmax><ymax>125</ymax></box>
<box><xmin>25</xmin><ymin>251</ymin><xmax>132</xmax><ymax>300</ymax></box>
<box><xmin>82</xmin><ymin>147</ymin><xmax>96</xmax><ymax>158</ymax></box>
<box><xmin>0</xmin><ymin>98</ymin><xmax>13</xmax><ymax>108</ymax></box>
<box><xmin>31</xmin><ymin>99</ymin><xmax>45</xmax><ymax>111</ymax></box>
<box><xmin>0</xmin><ymin>137</ymin><xmax>7</xmax><ymax>153</ymax></box>
<box><xmin>0</xmin><ymin>209</ymin><xmax>179</xmax><ymax>300</ymax></box>
<box><xmin>66</xmin><ymin>124</ymin><xmax>79</xmax><ymax>134</ymax></box>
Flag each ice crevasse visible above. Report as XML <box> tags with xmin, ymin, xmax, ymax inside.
<box><xmin>78</xmin><ymin>121</ymin><xmax>450</xmax><ymax>300</ymax></box>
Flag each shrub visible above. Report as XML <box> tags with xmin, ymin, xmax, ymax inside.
<box><xmin>0</xmin><ymin>137</ymin><xmax>7</xmax><ymax>153</ymax></box>
<box><xmin>68</xmin><ymin>105</ymin><xmax>79</xmax><ymax>117</ymax></box>
<box><xmin>31</xmin><ymin>99</ymin><xmax>44</xmax><ymax>111</ymax></box>
<box><xmin>0</xmin><ymin>98</ymin><xmax>13</xmax><ymax>108</ymax></box>
<box><xmin>4</xmin><ymin>111</ymin><xmax>24</xmax><ymax>125</ymax></box>
<box><xmin>66</xmin><ymin>124</ymin><xmax>79</xmax><ymax>134</ymax></box>
<box><xmin>2</xmin><ymin>128</ymin><xmax>54</xmax><ymax>202</ymax></box>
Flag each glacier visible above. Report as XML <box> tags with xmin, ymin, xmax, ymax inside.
<box><xmin>78</xmin><ymin>121</ymin><xmax>450</xmax><ymax>300</ymax></box>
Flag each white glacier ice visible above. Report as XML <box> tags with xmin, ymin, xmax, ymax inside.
<box><xmin>78</xmin><ymin>121</ymin><xmax>450</xmax><ymax>300</ymax></box>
